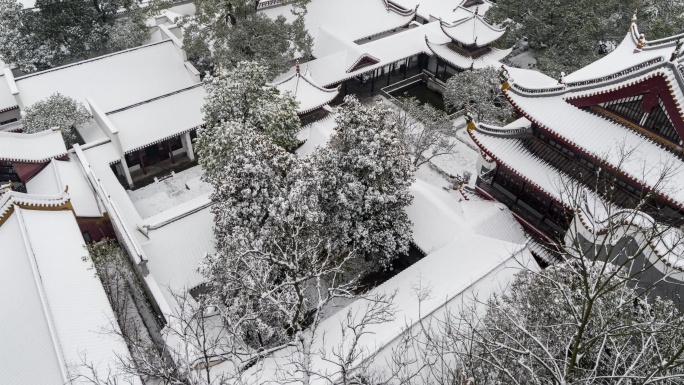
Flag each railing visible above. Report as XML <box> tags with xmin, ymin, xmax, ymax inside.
<box><xmin>564</xmin><ymin>57</ymin><xmax>664</xmax><ymax>88</ymax></box>
<box><xmin>0</xmin><ymin>120</ymin><xmax>22</xmax><ymax>132</ymax></box>
<box><xmin>477</xmin><ymin>123</ymin><xmax>531</xmax><ymax>137</ymax></box>
<box><xmin>476</xmin><ymin>177</ymin><xmax>565</xmax><ymax>241</ymax></box>
<box><xmin>510</xmin><ymin>57</ymin><xmax>665</xmax><ymax>95</ymax></box>
<box><xmin>256</xmin><ymin>0</ymin><xmax>283</xmax><ymax>9</ymax></box>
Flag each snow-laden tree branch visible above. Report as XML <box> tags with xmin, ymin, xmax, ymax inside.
<box><xmin>392</xmin><ymin>97</ymin><xmax>460</xmax><ymax>168</ymax></box>
<box><xmin>443</xmin><ymin>67</ymin><xmax>514</xmax><ymax>127</ymax></box>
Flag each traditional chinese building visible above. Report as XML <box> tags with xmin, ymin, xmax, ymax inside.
<box><xmin>425</xmin><ymin>5</ymin><xmax>511</xmax><ymax>80</ymax></box>
<box><xmin>270</xmin><ymin>62</ymin><xmax>340</xmax><ymax>124</ymax></box>
<box><xmin>468</xmin><ymin>19</ymin><xmax>684</xmax><ymax>242</ymax></box>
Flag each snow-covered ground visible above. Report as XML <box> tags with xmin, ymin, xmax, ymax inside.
<box><xmin>128</xmin><ymin>165</ymin><xmax>212</xmax><ymax>218</ymax></box>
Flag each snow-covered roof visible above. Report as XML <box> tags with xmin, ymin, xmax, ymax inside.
<box><xmin>502</xmin><ymin>65</ymin><xmax>684</xmax><ymax>209</ymax></box>
<box><xmin>564</xmin><ymin>22</ymin><xmax>684</xmax><ymax>84</ymax></box>
<box><xmin>0</xmin><ymin>72</ymin><xmax>18</xmax><ymax>113</ymax></box>
<box><xmin>26</xmin><ymin>157</ymin><xmax>103</xmax><ymax>218</ymax></box>
<box><xmin>270</xmin><ymin>67</ymin><xmax>339</xmax><ymax>114</ymax></box>
<box><xmin>426</xmin><ymin>37</ymin><xmax>512</xmax><ymax>69</ymax></box>
<box><xmin>261</xmin><ymin>0</ymin><xmax>415</xmax><ymax>44</ymax></box>
<box><xmin>296</xmin><ymin>112</ymin><xmax>337</xmax><ymax>157</ymax></box>
<box><xmin>278</xmin><ymin>22</ymin><xmax>443</xmax><ymax>87</ymax></box>
<box><xmin>468</xmin><ymin>125</ymin><xmax>574</xmax><ymax>206</ymax></box>
<box><xmin>0</xmin><ymin>203</ymin><xmax>136</xmax><ymax>384</ymax></box>
<box><xmin>106</xmin><ymin>84</ymin><xmax>206</xmax><ymax>154</ymax></box>
<box><xmin>0</xmin><ymin>129</ymin><xmax>67</xmax><ymax>163</ymax></box>
<box><xmin>388</xmin><ymin>0</ymin><xmax>493</xmax><ymax>23</ymax></box>
<box><xmin>439</xmin><ymin>12</ymin><xmax>505</xmax><ymax>47</ymax></box>
<box><xmin>15</xmin><ymin>40</ymin><xmax>197</xmax><ymax>112</ymax></box>
<box><xmin>463</xmin><ymin>199</ymin><xmax>528</xmax><ymax>244</ymax></box>
<box><xmin>234</xmin><ymin>179</ymin><xmax>533</xmax><ymax>384</ymax></box>
<box><xmin>503</xmin><ymin>65</ymin><xmax>556</xmax><ymax>88</ymax></box>
<box><xmin>141</xmin><ymin>195</ymin><xmax>215</xmax><ymax>307</ymax></box>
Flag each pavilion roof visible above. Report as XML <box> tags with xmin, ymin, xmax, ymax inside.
<box><xmin>439</xmin><ymin>11</ymin><xmax>506</xmax><ymax>47</ymax></box>
<box><xmin>426</xmin><ymin>36</ymin><xmax>512</xmax><ymax>69</ymax></box>
<box><xmin>15</xmin><ymin>40</ymin><xmax>197</xmax><ymax>112</ymax></box>
<box><xmin>0</xmin><ymin>129</ymin><xmax>67</xmax><ymax>163</ymax></box>
<box><xmin>269</xmin><ymin>66</ymin><xmax>339</xmax><ymax>114</ymax></box>
<box><xmin>389</xmin><ymin>0</ymin><xmax>493</xmax><ymax>23</ymax></box>
<box><xmin>0</xmin><ymin>194</ymin><xmax>136</xmax><ymax>384</ymax></box>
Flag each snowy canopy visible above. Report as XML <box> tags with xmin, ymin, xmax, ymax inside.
<box><xmin>269</xmin><ymin>67</ymin><xmax>339</xmax><ymax>114</ymax></box>
<box><xmin>0</xmin><ymin>202</ymin><xmax>136</xmax><ymax>384</ymax></box>
<box><xmin>232</xmin><ymin>179</ymin><xmax>533</xmax><ymax>384</ymax></box>
<box><xmin>0</xmin><ymin>129</ymin><xmax>67</xmax><ymax>163</ymax></box>
<box><xmin>106</xmin><ymin>84</ymin><xmax>206</xmax><ymax>154</ymax></box>
<box><xmin>439</xmin><ymin>12</ymin><xmax>506</xmax><ymax>47</ymax></box>
<box><xmin>14</xmin><ymin>40</ymin><xmax>197</xmax><ymax>112</ymax></box>
<box><xmin>26</xmin><ymin>157</ymin><xmax>103</xmax><ymax>218</ymax></box>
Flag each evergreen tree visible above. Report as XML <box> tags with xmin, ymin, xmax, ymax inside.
<box><xmin>199</xmin><ymin>61</ymin><xmax>301</xmax><ymax>152</ymax></box>
<box><xmin>150</xmin><ymin>0</ymin><xmax>312</xmax><ymax>78</ymax></box>
<box><xmin>309</xmin><ymin>96</ymin><xmax>414</xmax><ymax>269</ymax></box>
<box><xmin>0</xmin><ymin>0</ymin><xmax>147</xmax><ymax>73</ymax></box>
<box><xmin>21</xmin><ymin>93</ymin><xmax>91</xmax><ymax>146</ymax></box>
<box><xmin>487</xmin><ymin>0</ymin><xmax>684</xmax><ymax>74</ymax></box>
<box><xmin>443</xmin><ymin>67</ymin><xmax>514</xmax><ymax>126</ymax></box>
<box><xmin>199</xmin><ymin>122</ymin><xmax>296</xmax><ymax>249</ymax></box>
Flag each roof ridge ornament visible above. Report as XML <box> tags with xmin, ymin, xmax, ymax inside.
<box><xmin>635</xmin><ymin>33</ymin><xmax>645</xmax><ymax>52</ymax></box>
<box><xmin>499</xmin><ymin>65</ymin><xmax>510</xmax><ymax>84</ymax></box>
<box><xmin>296</xmin><ymin>59</ymin><xmax>300</xmax><ymax>74</ymax></box>
<box><xmin>557</xmin><ymin>71</ymin><xmax>566</xmax><ymax>85</ymax></box>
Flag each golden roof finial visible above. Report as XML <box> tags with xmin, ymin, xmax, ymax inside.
<box><xmin>636</xmin><ymin>33</ymin><xmax>645</xmax><ymax>50</ymax></box>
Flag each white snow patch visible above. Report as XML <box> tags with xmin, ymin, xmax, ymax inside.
<box><xmin>127</xmin><ymin>165</ymin><xmax>211</xmax><ymax>218</ymax></box>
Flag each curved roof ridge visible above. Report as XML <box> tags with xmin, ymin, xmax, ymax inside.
<box><xmin>439</xmin><ymin>13</ymin><xmax>505</xmax><ymax>47</ymax></box>
<box><xmin>0</xmin><ymin>189</ymin><xmax>72</xmax><ymax>226</ymax></box>
<box><xmin>630</xmin><ymin>21</ymin><xmax>684</xmax><ymax>50</ymax></box>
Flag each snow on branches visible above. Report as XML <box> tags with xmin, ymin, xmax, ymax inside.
<box><xmin>309</xmin><ymin>96</ymin><xmax>414</xmax><ymax>269</ymax></box>
<box><xmin>199</xmin><ymin>61</ymin><xmax>301</xmax><ymax>153</ymax></box>
<box><xmin>157</xmin><ymin>0</ymin><xmax>312</xmax><ymax>77</ymax></box>
<box><xmin>392</xmin><ymin>96</ymin><xmax>459</xmax><ymax>167</ymax></box>
<box><xmin>21</xmin><ymin>92</ymin><xmax>91</xmax><ymax>146</ymax></box>
<box><xmin>0</xmin><ymin>0</ymin><xmax>148</xmax><ymax>73</ymax></box>
<box><xmin>443</xmin><ymin>67</ymin><xmax>514</xmax><ymax>126</ymax></box>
